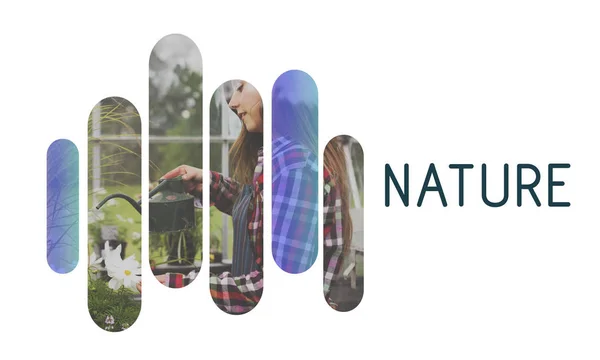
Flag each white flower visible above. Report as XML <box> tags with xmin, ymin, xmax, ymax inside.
<box><xmin>106</xmin><ymin>255</ymin><xmax>141</xmax><ymax>291</ymax></box>
<box><xmin>131</xmin><ymin>232</ymin><xmax>141</xmax><ymax>240</ymax></box>
<box><xmin>107</xmin><ymin>199</ymin><xmax>117</xmax><ymax>207</ymax></box>
<box><xmin>103</xmin><ymin>248</ymin><xmax>141</xmax><ymax>291</ymax></box>
<box><xmin>116</xmin><ymin>214</ymin><xmax>125</xmax><ymax>221</ymax></box>
<box><xmin>127</xmin><ymin>218</ymin><xmax>134</xmax><ymax>224</ymax></box>
<box><xmin>101</xmin><ymin>241</ymin><xmax>121</xmax><ymax>267</ymax></box>
<box><xmin>100</xmin><ymin>241</ymin><xmax>141</xmax><ymax>291</ymax></box>
<box><xmin>104</xmin><ymin>316</ymin><xmax>115</xmax><ymax>330</ymax></box>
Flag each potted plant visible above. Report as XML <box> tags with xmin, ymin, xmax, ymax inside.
<box><xmin>161</xmin><ymin>209</ymin><xmax>202</xmax><ymax>266</ymax></box>
<box><xmin>166</xmin><ymin>230</ymin><xmax>197</xmax><ymax>266</ymax></box>
<box><xmin>210</xmin><ymin>234</ymin><xmax>222</xmax><ymax>263</ymax></box>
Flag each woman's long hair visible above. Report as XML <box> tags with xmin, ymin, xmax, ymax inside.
<box><xmin>229</xmin><ymin>127</ymin><xmax>263</xmax><ymax>185</ymax></box>
<box><xmin>324</xmin><ymin>137</ymin><xmax>354</xmax><ymax>257</ymax></box>
<box><xmin>224</xmin><ymin>82</ymin><xmax>264</xmax><ymax>185</ymax></box>
<box><xmin>272</xmin><ymin>95</ymin><xmax>353</xmax><ymax>258</ymax></box>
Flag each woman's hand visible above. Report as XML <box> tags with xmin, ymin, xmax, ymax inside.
<box><xmin>161</xmin><ymin>165</ymin><xmax>203</xmax><ymax>196</ymax></box>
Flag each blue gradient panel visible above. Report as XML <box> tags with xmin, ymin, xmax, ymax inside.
<box><xmin>47</xmin><ymin>139</ymin><xmax>79</xmax><ymax>274</ymax></box>
<box><xmin>272</xmin><ymin>70</ymin><xmax>319</xmax><ymax>274</ymax></box>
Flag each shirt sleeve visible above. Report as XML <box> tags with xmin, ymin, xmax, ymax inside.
<box><xmin>322</xmin><ymin>181</ymin><xmax>344</xmax><ymax>308</ymax></box>
<box><xmin>163</xmin><ymin>270</ymin><xmax>198</xmax><ymax>288</ymax></box>
<box><xmin>272</xmin><ymin>166</ymin><xmax>319</xmax><ymax>273</ymax></box>
<box><xmin>160</xmin><ymin>269</ymin><xmax>262</xmax><ymax>314</ymax></box>
<box><xmin>194</xmin><ymin>171</ymin><xmax>241</xmax><ymax>216</ymax></box>
<box><xmin>209</xmin><ymin>270</ymin><xmax>263</xmax><ymax>314</ymax></box>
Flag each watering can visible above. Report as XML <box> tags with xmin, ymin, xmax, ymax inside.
<box><xmin>95</xmin><ymin>176</ymin><xmax>196</xmax><ymax>233</ymax></box>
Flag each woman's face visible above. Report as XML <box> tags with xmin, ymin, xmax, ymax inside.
<box><xmin>228</xmin><ymin>80</ymin><xmax>263</xmax><ymax>133</ymax></box>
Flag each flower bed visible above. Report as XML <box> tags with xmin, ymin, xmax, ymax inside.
<box><xmin>88</xmin><ymin>241</ymin><xmax>141</xmax><ymax>332</ymax></box>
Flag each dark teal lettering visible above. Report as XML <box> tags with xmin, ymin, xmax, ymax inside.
<box><xmin>517</xmin><ymin>164</ymin><xmax>541</xmax><ymax>207</ymax></box>
<box><xmin>385</xmin><ymin>163</ymin><xmax>409</xmax><ymax>206</ymax></box>
<box><xmin>548</xmin><ymin>163</ymin><xmax>570</xmax><ymax>207</ymax></box>
<box><xmin>449</xmin><ymin>164</ymin><xmax>474</xmax><ymax>207</ymax></box>
<box><xmin>482</xmin><ymin>164</ymin><xmax>509</xmax><ymax>207</ymax></box>
<box><xmin>418</xmin><ymin>163</ymin><xmax>447</xmax><ymax>207</ymax></box>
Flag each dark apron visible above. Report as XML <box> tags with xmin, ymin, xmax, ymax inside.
<box><xmin>230</xmin><ymin>184</ymin><xmax>260</xmax><ymax>277</ymax></box>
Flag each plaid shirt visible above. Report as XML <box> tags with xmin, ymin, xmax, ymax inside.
<box><xmin>165</xmin><ymin>140</ymin><xmax>345</xmax><ymax>310</ymax></box>
<box><xmin>272</xmin><ymin>136</ymin><xmax>344</xmax><ymax>308</ymax></box>
<box><xmin>272</xmin><ymin>136</ymin><xmax>319</xmax><ymax>273</ymax></box>
<box><xmin>165</xmin><ymin>148</ymin><xmax>264</xmax><ymax>315</ymax></box>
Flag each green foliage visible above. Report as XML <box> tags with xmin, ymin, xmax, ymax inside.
<box><xmin>210</xmin><ymin>233</ymin><xmax>220</xmax><ymax>253</ymax></box>
<box><xmin>147</xmin><ymin>57</ymin><xmax>207</xmax><ymax>263</ymax></box>
<box><xmin>87</xmin><ymin>271</ymin><xmax>141</xmax><ymax>332</ymax></box>
<box><xmin>149</xmin><ymin>64</ymin><xmax>203</xmax><ymax>180</ymax></box>
<box><xmin>88</xmin><ymin>98</ymin><xmax>142</xmax><ymax>189</ymax></box>
<box><xmin>149</xmin><ymin>65</ymin><xmax>202</xmax><ymax>135</ymax></box>
<box><xmin>149</xmin><ymin>208</ymin><xmax>203</xmax><ymax>265</ymax></box>
<box><xmin>87</xmin><ymin>185</ymin><xmax>142</xmax><ymax>259</ymax></box>
<box><xmin>87</xmin><ymin>98</ymin><xmax>142</xmax><ymax>260</ymax></box>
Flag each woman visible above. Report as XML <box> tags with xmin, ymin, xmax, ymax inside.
<box><xmin>144</xmin><ymin>75</ymin><xmax>353</xmax><ymax>311</ymax></box>
<box><xmin>140</xmin><ymin>79</ymin><xmax>265</xmax><ymax>315</ymax></box>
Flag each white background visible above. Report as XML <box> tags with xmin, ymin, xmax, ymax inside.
<box><xmin>1</xmin><ymin>0</ymin><xmax>599</xmax><ymax>359</ymax></box>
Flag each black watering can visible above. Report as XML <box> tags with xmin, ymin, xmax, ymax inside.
<box><xmin>95</xmin><ymin>176</ymin><xmax>196</xmax><ymax>233</ymax></box>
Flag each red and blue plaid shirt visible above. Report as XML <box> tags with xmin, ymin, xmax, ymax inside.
<box><xmin>271</xmin><ymin>136</ymin><xmax>320</xmax><ymax>273</ymax></box>
<box><xmin>164</xmin><ymin>148</ymin><xmax>264</xmax><ymax>314</ymax></box>
<box><xmin>164</xmin><ymin>138</ymin><xmax>345</xmax><ymax>311</ymax></box>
